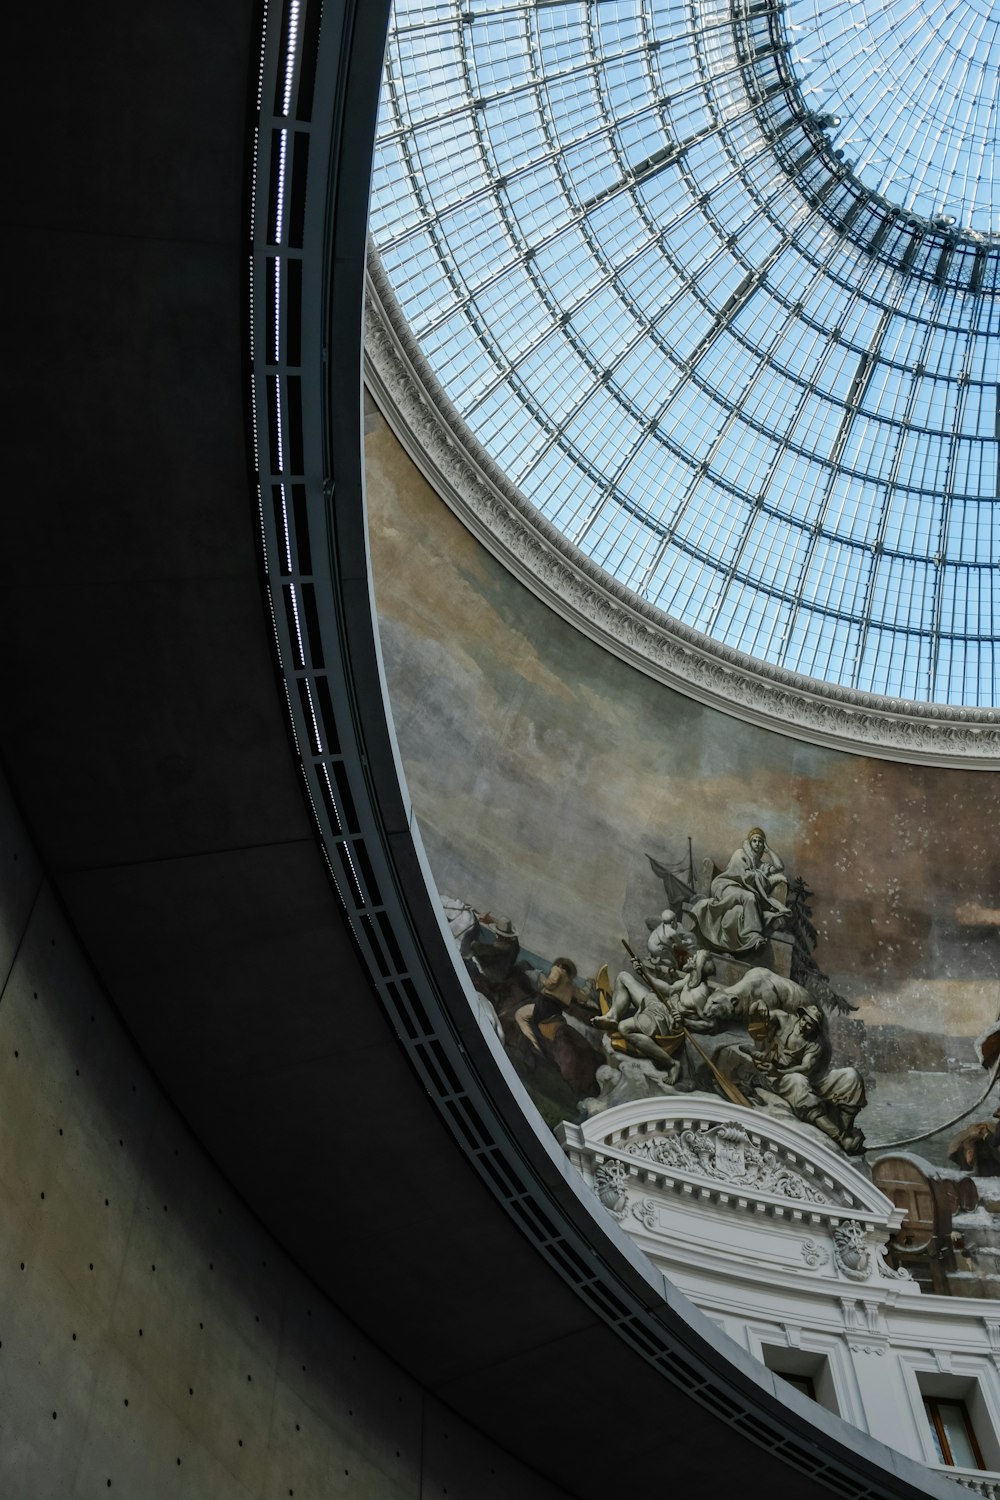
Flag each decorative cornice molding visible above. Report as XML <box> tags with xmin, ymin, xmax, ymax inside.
<box><xmin>365</xmin><ymin>247</ymin><xmax>1000</xmax><ymax>769</ymax></box>
<box><xmin>558</xmin><ymin>1098</ymin><xmax>895</xmax><ymax>1233</ymax></box>
<box><xmin>623</xmin><ymin>1119</ymin><xmax>835</xmax><ymax>1207</ymax></box>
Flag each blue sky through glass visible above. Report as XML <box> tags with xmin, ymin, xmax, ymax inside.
<box><xmin>370</xmin><ymin>0</ymin><xmax>1000</xmax><ymax>707</ymax></box>
<box><xmin>788</xmin><ymin>0</ymin><xmax>1000</xmax><ymax>235</ymax></box>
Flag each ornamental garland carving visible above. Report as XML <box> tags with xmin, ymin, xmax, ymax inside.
<box><xmin>594</xmin><ymin>1158</ymin><xmax>628</xmax><ymax>1220</ymax></box>
<box><xmin>833</xmin><ymin>1220</ymin><xmax>873</xmax><ymax>1282</ymax></box>
<box><xmin>801</xmin><ymin>1238</ymin><xmax>831</xmax><ymax>1269</ymax></box>
<box><xmin>632</xmin><ymin>1198</ymin><xmax>659</xmax><ymax>1231</ymax></box>
<box><xmin>624</xmin><ymin>1121</ymin><xmax>831</xmax><ymax>1204</ymax></box>
<box><xmin>365</xmin><ymin>251</ymin><xmax>1000</xmax><ymax>767</ymax></box>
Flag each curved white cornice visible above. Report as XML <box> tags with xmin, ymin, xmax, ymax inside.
<box><xmin>365</xmin><ymin>247</ymin><xmax>1000</xmax><ymax>769</ymax></box>
<box><xmin>560</xmin><ymin>1097</ymin><xmax>894</xmax><ymax>1227</ymax></box>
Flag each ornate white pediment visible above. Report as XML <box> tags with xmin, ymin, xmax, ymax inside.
<box><xmin>559</xmin><ymin>1100</ymin><xmax>918</xmax><ymax>1300</ymax></box>
<box><xmin>624</xmin><ymin>1120</ymin><xmax>833</xmax><ymax>1205</ymax></box>
<box><xmin>558</xmin><ymin>1097</ymin><xmax>902</xmax><ymax>1232</ymax></box>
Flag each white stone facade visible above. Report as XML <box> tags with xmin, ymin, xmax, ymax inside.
<box><xmin>559</xmin><ymin>1099</ymin><xmax>1000</xmax><ymax>1493</ymax></box>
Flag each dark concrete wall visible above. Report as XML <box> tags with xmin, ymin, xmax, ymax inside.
<box><xmin>0</xmin><ymin>769</ymin><xmax>572</xmax><ymax>1500</ymax></box>
<box><xmin>0</xmin><ymin>2</ymin><xmax>571</xmax><ymax>1492</ymax></box>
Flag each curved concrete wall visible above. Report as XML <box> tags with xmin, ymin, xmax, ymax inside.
<box><xmin>0</xmin><ymin>772</ymin><xmax>569</xmax><ymax>1500</ymax></box>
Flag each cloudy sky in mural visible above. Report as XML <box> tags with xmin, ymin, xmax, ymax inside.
<box><xmin>368</xmin><ymin>418</ymin><xmax>1000</xmax><ymax>1048</ymax></box>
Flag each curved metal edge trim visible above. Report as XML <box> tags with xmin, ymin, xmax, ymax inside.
<box><xmin>364</xmin><ymin>248</ymin><xmax>1000</xmax><ymax>769</ymax></box>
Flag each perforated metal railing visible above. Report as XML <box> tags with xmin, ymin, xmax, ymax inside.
<box><xmin>247</xmin><ymin>2</ymin><xmax>952</xmax><ymax>1496</ymax></box>
<box><xmin>369</xmin><ymin>0</ymin><xmax>1000</xmax><ymax>707</ymax></box>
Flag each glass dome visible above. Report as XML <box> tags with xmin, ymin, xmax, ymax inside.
<box><xmin>787</xmin><ymin>0</ymin><xmax>1000</xmax><ymax>235</ymax></box>
<box><xmin>369</xmin><ymin>0</ymin><xmax>1000</xmax><ymax>708</ymax></box>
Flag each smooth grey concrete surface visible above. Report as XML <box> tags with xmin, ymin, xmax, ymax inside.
<box><xmin>0</xmin><ymin>774</ymin><xmax>575</xmax><ymax>1500</ymax></box>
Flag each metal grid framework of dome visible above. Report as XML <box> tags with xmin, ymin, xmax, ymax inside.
<box><xmin>369</xmin><ymin>0</ymin><xmax>1000</xmax><ymax>707</ymax></box>
<box><xmin>787</xmin><ymin>0</ymin><xmax>1000</xmax><ymax>236</ymax></box>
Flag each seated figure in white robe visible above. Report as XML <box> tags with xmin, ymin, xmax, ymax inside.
<box><xmin>688</xmin><ymin>827</ymin><xmax>789</xmax><ymax>954</ymax></box>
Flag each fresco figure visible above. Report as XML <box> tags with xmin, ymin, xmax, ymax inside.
<box><xmin>594</xmin><ymin>964</ymin><xmax>673</xmax><ymax>1030</ymax></box>
<box><xmin>949</xmin><ymin>1109</ymin><xmax>1000</xmax><ymax>1175</ymax></box>
<box><xmin>646</xmin><ymin>909</ymin><xmax>696</xmax><ymax>969</ymax></box>
<box><xmin>704</xmin><ymin>966</ymin><xmax>814</xmax><ymax>1022</ymax></box>
<box><xmin>751</xmin><ymin>1003</ymin><xmax>866</xmax><ymax>1155</ymax></box>
<box><xmin>589</xmin><ymin>966</ymin><xmax>683</xmax><ymax>1077</ymax></box>
<box><xmin>466</xmin><ymin>913</ymin><xmax>521</xmax><ymax>987</ymax></box>
<box><xmin>664</xmin><ymin>949</ymin><xmax>717</xmax><ymax>1027</ymax></box>
<box><xmin>441</xmin><ymin>899</ymin><xmax>508</xmax><ymax>1041</ymax></box>
<box><xmin>513</xmin><ymin>958</ymin><xmax>599</xmax><ymax>1096</ymax></box>
<box><xmin>514</xmin><ymin>957</ymin><xmax>578</xmax><ymax>1048</ymax></box>
<box><xmin>590</xmin><ymin>949</ymin><xmax>724</xmax><ymax>1081</ymax></box>
<box><xmin>688</xmin><ymin>827</ymin><xmax>789</xmax><ymax>954</ymax></box>
<box><xmin>581</xmin><ymin>1056</ymin><xmax>679</xmax><ymax>1115</ymax></box>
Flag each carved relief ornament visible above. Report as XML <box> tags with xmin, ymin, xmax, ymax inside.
<box><xmin>594</xmin><ymin>1158</ymin><xmax>628</xmax><ymax>1220</ymax></box>
<box><xmin>832</xmin><ymin>1220</ymin><xmax>873</xmax><ymax>1282</ymax></box>
<box><xmin>625</xmin><ymin>1121</ymin><xmax>832</xmax><ymax>1205</ymax></box>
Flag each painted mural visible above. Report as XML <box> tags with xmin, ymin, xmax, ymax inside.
<box><xmin>364</xmin><ymin>403</ymin><xmax>1000</xmax><ymax>1298</ymax></box>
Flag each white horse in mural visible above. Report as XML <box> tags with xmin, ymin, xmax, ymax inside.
<box><xmin>442</xmin><ymin>895</ymin><xmax>480</xmax><ymax>953</ymax></box>
<box><xmin>440</xmin><ymin>895</ymin><xmax>505</xmax><ymax>1044</ymax></box>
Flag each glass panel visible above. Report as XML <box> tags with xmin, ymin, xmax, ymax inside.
<box><xmin>776</xmin><ymin>1372</ymin><xmax>816</xmax><ymax>1401</ymax></box>
<box><xmin>786</xmin><ymin>0</ymin><xmax>1000</xmax><ymax>235</ymax></box>
<box><xmin>371</xmin><ymin>0</ymin><xmax>1000</xmax><ymax>707</ymax></box>
<box><xmin>938</xmin><ymin>1401</ymin><xmax>980</xmax><ymax>1470</ymax></box>
<box><xmin>924</xmin><ymin>1401</ymin><xmax>947</xmax><ymax>1465</ymax></box>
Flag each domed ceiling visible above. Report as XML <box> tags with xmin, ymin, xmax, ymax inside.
<box><xmin>369</xmin><ymin>0</ymin><xmax>1000</xmax><ymax>709</ymax></box>
<box><xmin>788</xmin><ymin>0</ymin><xmax>1000</xmax><ymax>234</ymax></box>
